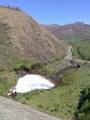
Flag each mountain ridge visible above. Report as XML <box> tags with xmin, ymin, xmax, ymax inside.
<box><xmin>43</xmin><ymin>22</ymin><xmax>90</xmax><ymax>41</ymax></box>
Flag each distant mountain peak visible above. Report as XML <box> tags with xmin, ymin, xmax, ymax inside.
<box><xmin>73</xmin><ymin>21</ymin><xmax>88</xmax><ymax>25</ymax></box>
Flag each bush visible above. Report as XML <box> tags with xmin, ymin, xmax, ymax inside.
<box><xmin>75</xmin><ymin>87</ymin><xmax>90</xmax><ymax>120</ymax></box>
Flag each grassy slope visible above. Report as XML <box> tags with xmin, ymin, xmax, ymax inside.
<box><xmin>13</xmin><ymin>39</ymin><xmax>90</xmax><ymax>120</ymax></box>
<box><xmin>0</xmin><ymin>39</ymin><xmax>90</xmax><ymax>120</ymax></box>
<box><xmin>0</xmin><ymin>15</ymin><xmax>90</xmax><ymax>119</ymax></box>
<box><xmin>15</xmin><ymin>66</ymin><xmax>90</xmax><ymax>120</ymax></box>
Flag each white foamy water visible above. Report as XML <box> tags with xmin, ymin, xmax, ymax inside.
<box><xmin>15</xmin><ymin>74</ymin><xmax>55</xmax><ymax>93</ymax></box>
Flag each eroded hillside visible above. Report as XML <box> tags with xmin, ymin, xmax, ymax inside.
<box><xmin>0</xmin><ymin>7</ymin><xmax>67</xmax><ymax>70</ymax></box>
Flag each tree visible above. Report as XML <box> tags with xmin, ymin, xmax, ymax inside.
<box><xmin>75</xmin><ymin>88</ymin><xmax>90</xmax><ymax>120</ymax></box>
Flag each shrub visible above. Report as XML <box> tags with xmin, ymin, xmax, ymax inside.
<box><xmin>75</xmin><ymin>87</ymin><xmax>90</xmax><ymax>120</ymax></box>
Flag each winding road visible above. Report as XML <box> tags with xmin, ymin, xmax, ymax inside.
<box><xmin>64</xmin><ymin>46</ymin><xmax>73</xmax><ymax>60</ymax></box>
<box><xmin>65</xmin><ymin>46</ymin><xmax>90</xmax><ymax>65</ymax></box>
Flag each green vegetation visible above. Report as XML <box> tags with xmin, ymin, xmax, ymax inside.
<box><xmin>71</xmin><ymin>40</ymin><xmax>90</xmax><ymax>60</ymax></box>
<box><xmin>75</xmin><ymin>87</ymin><xmax>90</xmax><ymax>120</ymax></box>
<box><xmin>0</xmin><ymin>37</ymin><xmax>90</xmax><ymax>120</ymax></box>
<box><xmin>15</xmin><ymin>66</ymin><xmax>90</xmax><ymax>120</ymax></box>
<box><xmin>0</xmin><ymin>71</ymin><xmax>17</xmax><ymax>96</ymax></box>
<box><xmin>0</xmin><ymin>6</ymin><xmax>89</xmax><ymax>120</ymax></box>
<box><xmin>0</xmin><ymin>47</ymin><xmax>90</xmax><ymax>120</ymax></box>
<box><xmin>0</xmin><ymin>56</ymin><xmax>62</xmax><ymax>94</ymax></box>
<box><xmin>0</xmin><ymin>21</ymin><xmax>89</xmax><ymax>120</ymax></box>
<box><xmin>0</xmin><ymin>5</ymin><xmax>21</xmax><ymax>11</ymax></box>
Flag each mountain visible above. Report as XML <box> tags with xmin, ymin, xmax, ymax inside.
<box><xmin>0</xmin><ymin>7</ymin><xmax>67</xmax><ymax>69</ymax></box>
<box><xmin>43</xmin><ymin>22</ymin><xmax>90</xmax><ymax>41</ymax></box>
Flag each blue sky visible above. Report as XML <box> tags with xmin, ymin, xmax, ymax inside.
<box><xmin>0</xmin><ymin>0</ymin><xmax>90</xmax><ymax>24</ymax></box>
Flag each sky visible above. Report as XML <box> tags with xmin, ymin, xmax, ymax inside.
<box><xmin>0</xmin><ymin>0</ymin><xmax>90</xmax><ymax>25</ymax></box>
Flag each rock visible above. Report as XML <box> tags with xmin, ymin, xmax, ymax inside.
<box><xmin>0</xmin><ymin>96</ymin><xmax>61</xmax><ymax>120</ymax></box>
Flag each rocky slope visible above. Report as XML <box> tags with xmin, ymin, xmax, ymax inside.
<box><xmin>0</xmin><ymin>96</ymin><xmax>61</xmax><ymax>120</ymax></box>
<box><xmin>0</xmin><ymin>7</ymin><xmax>67</xmax><ymax>70</ymax></box>
<box><xmin>43</xmin><ymin>22</ymin><xmax>90</xmax><ymax>41</ymax></box>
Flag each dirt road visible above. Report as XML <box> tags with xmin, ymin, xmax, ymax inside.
<box><xmin>0</xmin><ymin>96</ymin><xmax>61</xmax><ymax>120</ymax></box>
<box><xmin>64</xmin><ymin>46</ymin><xmax>73</xmax><ymax>60</ymax></box>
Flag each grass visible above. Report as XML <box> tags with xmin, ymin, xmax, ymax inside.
<box><xmin>0</xmin><ymin>56</ymin><xmax>63</xmax><ymax>95</ymax></box>
<box><xmin>15</xmin><ymin>66</ymin><xmax>90</xmax><ymax>120</ymax></box>
<box><xmin>0</xmin><ymin>71</ymin><xmax>17</xmax><ymax>96</ymax></box>
<box><xmin>0</xmin><ymin>33</ymin><xmax>90</xmax><ymax>120</ymax></box>
<box><xmin>0</xmin><ymin>47</ymin><xmax>89</xmax><ymax>120</ymax></box>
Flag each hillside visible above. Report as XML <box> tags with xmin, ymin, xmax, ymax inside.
<box><xmin>0</xmin><ymin>7</ymin><xmax>90</xmax><ymax>120</ymax></box>
<box><xmin>0</xmin><ymin>7</ymin><xmax>67</xmax><ymax>70</ymax></box>
<box><xmin>43</xmin><ymin>22</ymin><xmax>90</xmax><ymax>41</ymax></box>
<box><xmin>71</xmin><ymin>40</ymin><xmax>90</xmax><ymax>60</ymax></box>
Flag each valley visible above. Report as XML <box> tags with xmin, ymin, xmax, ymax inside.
<box><xmin>0</xmin><ymin>6</ymin><xmax>90</xmax><ymax>120</ymax></box>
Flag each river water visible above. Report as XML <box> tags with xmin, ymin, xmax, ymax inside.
<box><xmin>14</xmin><ymin>74</ymin><xmax>55</xmax><ymax>93</ymax></box>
